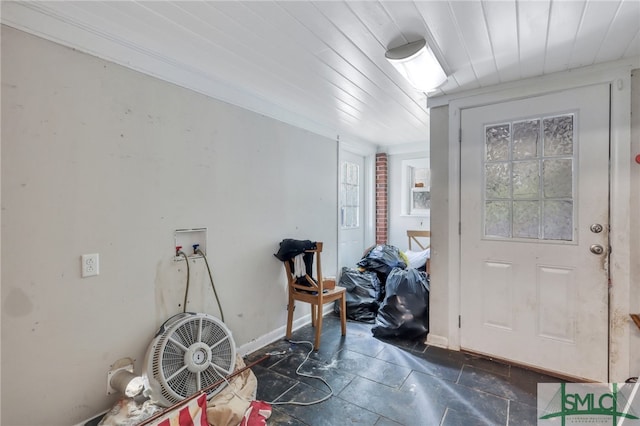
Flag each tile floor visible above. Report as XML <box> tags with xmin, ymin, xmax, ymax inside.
<box><xmin>244</xmin><ymin>314</ymin><xmax>563</xmax><ymax>425</ymax></box>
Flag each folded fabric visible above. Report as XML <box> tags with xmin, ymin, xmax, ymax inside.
<box><xmin>293</xmin><ymin>254</ymin><xmax>306</xmax><ymax>278</ymax></box>
<box><xmin>404</xmin><ymin>248</ymin><xmax>430</xmax><ymax>269</ymax></box>
<box><xmin>206</xmin><ymin>355</ymin><xmax>258</xmax><ymax>426</ymax></box>
<box><xmin>273</xmin><ymin>239</ymin><xmax>316</xmax><ymax>261</ymax></box>
<box><xmin>152</xmin><ymin>394</ymin><xmax>208</xmax><ymax>426</ymax></box>
<box><xmin>240</xmin><ymin>401</ymin><xmax>271</xmax><ymax>426</ymax></box>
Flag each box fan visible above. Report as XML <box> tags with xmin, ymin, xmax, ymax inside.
<box><xmin>142</xmin><ymin>312</ymin><xmax>236</xmax><ymax>407</ymax></box>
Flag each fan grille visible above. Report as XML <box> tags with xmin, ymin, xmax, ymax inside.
<box><xmin>146</xmin><ymin>313</ymin><xmax>235</xmax><ymax>407</ymax></box>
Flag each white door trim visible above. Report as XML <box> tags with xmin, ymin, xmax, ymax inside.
<box><xmin>441</xmin><ymin>63</ymin><xmax>634</xmax><ymax>381</ymax></box>
<box><xmin>338</xmin><ymin>139</ymin><xmax>377</xmax><ymax>268</ymax></box>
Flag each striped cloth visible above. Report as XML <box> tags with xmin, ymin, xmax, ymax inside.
<box><xmin>151</xmin><ymin>393</ymin><xmax>208</xmax><ymax>426</ymax></box>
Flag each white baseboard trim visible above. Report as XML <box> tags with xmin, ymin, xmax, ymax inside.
<box><xmin>426</xmin><ymin>333</ymin><xmax>449</xmax><ymax>349</ymax></box>
<box><xmin>238</xmin><ymin>305</ymin><xmax>336</xmax><ymax>356</ymax></box>
<box><xmin>73</xmin><ymin>410</ymin><xmax>109</xmax><ymax>426</ymax></box>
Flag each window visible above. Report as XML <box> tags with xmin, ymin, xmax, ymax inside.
<box><xmin>483</xmin><ymin>114</ymin><xmax>575</xmax><ymax>241</ymax></box>
<box><xmin>401</xmin><ymin>158</ymin><xmax>430</xmax><ymax>216</ymax></box>
<box><xmin>340</xmin><ymin>161</ymin><xmax>359</xmax><ymax>228</ymax></box>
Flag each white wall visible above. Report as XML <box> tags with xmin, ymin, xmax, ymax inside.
<box><xmin>630</xmin><ymin>69</ymin><xmax>640</xmax><ymax>375</ymax></box>
<box><xmin>425</xmin><ymin>106</ymin><xmax>449</xmax><ymax>349</ymax></box>
<box><xmin>387</xmin><ymin>152</ymin><xmax>430</xmax><ymax>250</ymax></box>
<box><xmin>1</xmin><ymin>26</ymin><xmax>338</xmax><ymax>425</ymax></box>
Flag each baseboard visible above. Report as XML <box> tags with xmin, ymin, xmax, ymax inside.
<box><xmin>426</xmin><ymin>332</ymin><xmax>449</xmax><ymax>349</ymax></box>
<box><xmin>73</xmin><ymin>410</ymin><xmax>109</xmax><ymax>426</ymax></box>
<box><xmin>237</xmin><ymin>313</ymin><xmax>314</xmax><ymax>357</ymax></box>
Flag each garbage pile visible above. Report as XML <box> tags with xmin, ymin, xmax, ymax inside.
<box><xmin>98</xmin><ymin>355</ymin><xmax>269</xmax><ymax>426</ymax></box>
<box><xmin>335</xmin><ymin>244</ymin><xmax>430</xmax><ymax>339</ymax></box>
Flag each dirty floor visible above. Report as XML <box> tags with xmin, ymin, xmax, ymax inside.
<box><xmin>244</xmin><ymin>313</ymin><xmax>562</xmax><ymax>425</ymax></box>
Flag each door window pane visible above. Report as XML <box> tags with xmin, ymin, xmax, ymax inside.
<box><xmin>544</xmin><ymin>115</ymin><xmax>574</xmax><ymax>156</ymax></box>
<box><xmin>483</xmin><ymin>114</ymin><xmax>575</xmax><ymax>241</ymax></box>
<box><xmin>513</xmin><ymin>201</ymin><xmax>540</xmax><ymax>238</ymax></box>
<box><xmin>485</xmin><ymin>201</ymin><xmax>511</xmax><ymax>237</ymax></box>
<box><xmin>543</xmin><ymin>159</ymin><xmax>573</xmax><ymax>198</ymax></box>
<box><xmin>543</xmin><ymin>200</ymin><xmax>574</xmax><ymax>240</ymax></box>
<box><xmin>340</xmin><ymin>161</ymin><xmax>360</xmax><ymax>228</ymax></box>
<box><xmin>486</xmin><ymin>124</ymin><xmax>510</xmax><ymax>161</ymax></box>
<box><xmin>513</xmin><ymin>119</ymin><xmax>539</xmax><ymax>160</ymax></box>
<box><xmin>485</xmin><ymin>163</ymin><xmax>511</xmax><ymax>199</ymax></box>
<box><xmin>513</xmin><ymin>161</ymin><xmax>539</xmax><ymax>199</ymax></box>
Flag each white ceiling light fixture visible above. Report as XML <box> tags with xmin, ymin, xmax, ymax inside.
<box><xmin>385</xmin><ymin>39</ymin><xmax>447</xmax><ymax>92</ymax></box>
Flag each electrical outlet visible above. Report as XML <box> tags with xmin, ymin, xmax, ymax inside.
<box><xmin>82</xmin><ymin>253</ymin><xmax>99</xmax><ymax>277</ymax></box>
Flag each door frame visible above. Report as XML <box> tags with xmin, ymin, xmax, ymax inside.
<box><xmin>337</xmin><ymin>138</ymin><xmax>376</xmax><ymax>274</ymax></box>
<box><xmin>427</xmin><ymin>60</ymin><xmax>635</xmax><ymax>381</ymax></box>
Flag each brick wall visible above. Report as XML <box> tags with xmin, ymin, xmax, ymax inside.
<box><xmin>376</xmin><ymin>153</ymin><xmax>388</xmax><ymax>244</ymax></box>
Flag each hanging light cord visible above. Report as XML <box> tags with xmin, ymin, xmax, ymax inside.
<box><xmin>178</xmin><ymin>250</ymin><xmax>190</xmax><ymax>313</ymax></box>
<box><xmin>196</xmin><ymin>248</ymin><xmax>225</xmax><ymax>323</ymax></box>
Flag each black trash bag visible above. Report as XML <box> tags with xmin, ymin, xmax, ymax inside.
<box><xmin>357</xmin><ymin>245</ymin><xmax>407</xmax><ymax>299</ymax></box>
<box><xmin>334</xmin><ymin>267</ymin><xmax>382</xmax><ymax>323</ymax></box>
<box><xmin>357</xmin><ymin>244</ymin><xmax>406</xmax><ymax>276</ymax></box>
<box><xmin>372</xmin><ymin>267</ymin><xmax>430</xmax><ymax>339</ymax></box>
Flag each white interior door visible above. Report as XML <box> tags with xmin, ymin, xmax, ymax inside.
<box><xmin>459</xmin><ymin>84</ymin><xmax>610</xmax><ymax>381</ymax></box>
<box><xmin>339</xmin><ymin>151</ymin><xmax>365</xmax><ymax>275</ymax></box>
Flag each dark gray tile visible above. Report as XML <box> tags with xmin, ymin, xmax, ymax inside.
<box><xmin>345</xmin><ymin>318</ymin><xmax>376</xmax><ymax>333</ymax></box>
<box><xmin>287</xmin><ymin>323</ymin><xmax>349</xmax><ymax>359</ymax></box>
<box><xmin>457</xmin><ymin>365</ymin><xmax>535</xmax><ymax>404</ymax></box>
<box><xmin>425</xmin><ymin>346</ymin><xmax>510</xmax><ymax>377</ymax></box>
<box><xmin>339</xmin><ymin>375</ymin><xmax>447</xmax><ymax>425</ymax></box>
<box><xmin>272</xmin><ymin>380</ymin><xmax>331</xmax><ymax>405</ymax></box>
<box><xmin>269</xmin><ymin>350</ymin><xmax>356</xmax><ymax>395</ymax></box>
<box><xmin>403</xmin><ymin>370</ymin><xmax>509</xmax><ymax>426</ymax></box>
<box><xmin>374</xmin><ymin>417</ymin><xmax>403</xmax><ymax>426</ymax></box>
<box><xmin>276</xmin><ymin>381</ymin><xmax>379</xmax><ymax>425</ymax></box>
<box><xmin>378</xmin><ymin>345</ymin><xmax>463</xmax><ymax>382</ymax></box>
<box><xmin>441</xmin><ymin>407</ymin><xmax>498</xmax><ymax>426</ymax></box>
<box><xmin>463</xmin><ymin>354</ymin><xmax>511</xmax><ymax>377</ymax></box>
<box><xmin>249</xmin><ymin>313</ymin><xmax>552</xmax><ymax>426</ymax></box>
<box><xmin>339</xmin><ymin>328</ymin><xmax>387</xmax><ymax>358</ymax></box>
<box><xmin>509</xmin><ymin>364</ymin><xmax>565</xmax><ymax>385</ymax></box>
<box><xmin>508</xmin><ymin>401</ymin><xmax>538</xmax><ymax>426</ymax></box>
<box><xmin>244</xmin><ymin>340</ymin><xmax>298</xmax><ymax>368</ymax></box>
<box><xmin>251</xmin><ymin>364</ymin><xmax>298</xmax><ymax>402</ymax></box>
<box><xmin>288</xmin><ymin>323</ymin><xmax>322</xmax><ymax>342</ymax></box>
<box><xmin>374</xmin><ymin>334</ymin><xmax>428</xmax><ymax>353</ymax></box>
<box><xmin>331</xmin><ymin>349</ymin><xmax>413</xmax><ymax>388</ymax></box>
<box><xmin>299</xmin><ymin>323</ymin><xmax>386</xmax><ymax>359</ymax></box>
<box><xmin>269</xmin><ymin>407</ymin><xmax>310</xmax><ymax>425</ymax></box>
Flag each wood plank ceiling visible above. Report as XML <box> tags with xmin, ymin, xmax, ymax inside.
<box><xmin>2</xmin><ymin>1</ymin><xmax>639</xmax><ymax>147</ymax></box>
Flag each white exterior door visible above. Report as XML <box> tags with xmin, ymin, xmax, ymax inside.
<box><xmin>459</xmin><ymin>84</ymin><xmax>610</xmax><ymax>381</ymax></box>
<box><xmin>339</xmin><ymin>151</ymin><xmax>365</xmax><ymax>274</ymax></box>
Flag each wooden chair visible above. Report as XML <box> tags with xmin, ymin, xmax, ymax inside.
<box><xmin>407</xmin><ymin>230</ymin><xmax>431</xmax><ymax>273</ymax></box>
<box><xmin>283</xmin><ymin>242</ymin><xmax>347</xmax><ymax>350</ymax></box>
